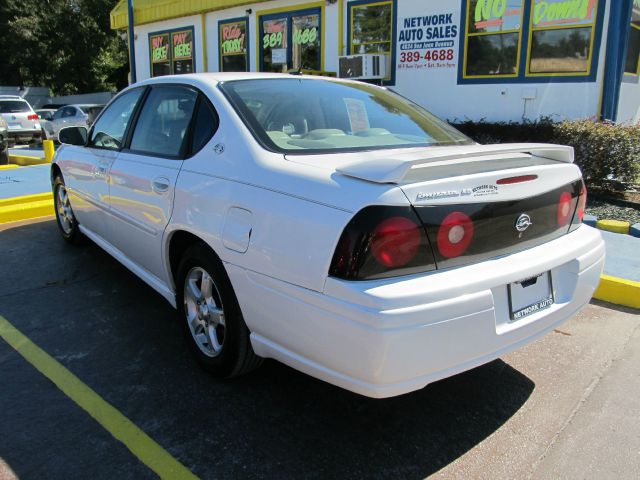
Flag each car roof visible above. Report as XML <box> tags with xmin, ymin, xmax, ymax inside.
<box><xmin>68</xmin><ymin>104</ymin><xmax>104</xmax><ymax>108</ymax></box>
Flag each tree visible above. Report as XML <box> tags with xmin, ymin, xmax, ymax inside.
<box><xmin>0</xmin><ymin>0</ymin><xmax>128</xmax><ymax>95</ymax></box>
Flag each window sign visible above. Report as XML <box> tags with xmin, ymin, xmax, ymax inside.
<box><xmin>463</xmin><ymin>0</ymin><xmax>525</xmax><ymax>78</ymax></box>
<box><xmin>219</xmin><ymin>19</ymin><xmax>249</xmax><ymax>72</ymax></box>
<box><xmin>172</xmin><ymin>30</ymin><xmax>194</xmax><ymax>74</ymax></box>
<box><xmin>150</xmin><ymin>33</ymin><xmax>170</xmax><ymax>77</ymax></box>
<box><xmin>149</xmin><ymin>26</ymin><xmax>195</xmax><ymax>77</ymax></box>
<box><xmin>292</xmin><ymin>14</ymin><xmax>320</xmax><ymax>71</ymax></box>
<box><xmin>531</xmin><ymin>0</ymin><xmax>596</xmax><ymax>27</ymax></box>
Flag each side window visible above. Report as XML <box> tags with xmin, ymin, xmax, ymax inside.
<box><xmin>89</xmin><ymin>89</ymin><xmax>144</xmax><ymax>150</ymax></box>
<box><xmin>190</xmin><ymin>98</ymin><xmax>219</xmax><ymax>154</ymax></box>
<box><xmin>129</xmin><ymin>86</ymin><xmax>197</xmax><ymax>158</ymax></box>
<box><xmin>52</xmin><ymin>109</ymin><xmax>64</xmax><ymax>120</ymax></box>
<box><xmin>62</xmin><ymin>107</ymin><xmax>75</xmax><ymax>118</ymax></box>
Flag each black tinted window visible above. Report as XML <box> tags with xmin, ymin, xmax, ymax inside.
<box><xmin>190</xmin><ymin>99</ymin><xmax>218</xmax><ymax>154</ymax></box>
<box><xmin>0</xmin><ymin>101</ymin><xmax>31</xmax><ymax>113</ymax></box>
<box><xmin>130</xmin><ymin>86</ymin><xmax>197</xmax><ymax>157</ymax></box>
<box><xmin>90</xmin><ymin>89</ymin><xmax>144</xmax><ymax>150</ymax></box>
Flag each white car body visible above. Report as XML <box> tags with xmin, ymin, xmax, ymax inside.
<box><xmin>52</xmin><ymin>73</ymin><xmax>605</xmax><ymax>398</ymax></box>
<box><xmin>49</xmin><ymin>104</ymin><xmax>104</xmax><ymax>141</ymax></box>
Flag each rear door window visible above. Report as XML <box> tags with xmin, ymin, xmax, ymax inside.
<box><xmin>89</xmin><ymin>89</ymin><xmax>145</xmax><ymax>150</ymax></box>
<box><xmin>129</xmin><ymin>86</ymin><xmax>197</xmax><ymax>158</ymax></box>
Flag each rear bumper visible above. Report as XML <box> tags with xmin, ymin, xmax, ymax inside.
<box><xmin>8</xmin><ymin>129</ymin><xmax>41</xmax><ymax>142</ymax></box>
<box><xmin>228</xmin><ymin>225</ymin><xmax>605</xmax><ymax>398</ymax></box>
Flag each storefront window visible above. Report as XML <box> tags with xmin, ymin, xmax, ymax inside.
<box><xmin>219</xmin><ymin>18</ymin><xmax>249</xmax><ymax>72</ymax></box>
<box><xmin>527</xmin><ymin>0</ymin><xmax>598</xmax><ymax>75</ymax></box>
<box><xmin>625</xmin><ymin>4</ymin><xmax>640</xmax><ymax>75</ymax></box>
<box><xmin>349</xmin><ymin>0</ymin><xmax>394</xmax><ymax>82</ymax></box>
<box><xmin>259</xmin><ymin>8</ymin><xmax>322</xmax><ymax>73</ymax></box>
<box><xmin>463</xmin><ymin>0</ymin><xmax>525</xmax><ymax>78</ymax></box>
<box><xmin>460</xmin><ymin>0</ymin><xmax>603</xmax><ymax>83</ymax></box>
<box><xmin>148</xmin><ymin>27</ymin><xmax>195</xmax><ymax>77</ymax></box>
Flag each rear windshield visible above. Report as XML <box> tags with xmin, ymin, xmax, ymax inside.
<box><xmin>0</xmin><ymin>100</ymin><xmax>31</xmax><ymax>113</ymax></box>
<box><xmin>219</xmin><ymin>78</ymin><xmax>473</xmax><ymax>154</ymax></box>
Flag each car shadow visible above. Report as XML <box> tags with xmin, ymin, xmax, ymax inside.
<box><xmin>0</xmin><ymin>220</ymin><xmax>535</xmax><ymax>480</ymax></box>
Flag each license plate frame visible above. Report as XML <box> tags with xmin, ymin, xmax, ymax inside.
<box><xmin>508</xmin><ymin>272</ymin><xmax>554</xmax><ymax>321</ymax></box>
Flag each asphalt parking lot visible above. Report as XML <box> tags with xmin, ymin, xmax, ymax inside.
<box><xmin>1</xmin><ymin>218</ymin><xmax>639</xmax><ymax>480</ymax></box>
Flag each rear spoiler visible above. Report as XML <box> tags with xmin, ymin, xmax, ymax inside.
<box><xmin>336</xmin><ymin>143</ymin><xmax>574</xmax><ymax>184</ymax></box>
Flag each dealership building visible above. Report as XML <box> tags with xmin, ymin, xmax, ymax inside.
<box><xmin>110</xmin><ymin>0</ymin><xmax>640</xmax><ymax>123</ymax></box>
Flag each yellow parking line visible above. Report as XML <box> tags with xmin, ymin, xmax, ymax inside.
<box><xmin>0</xmin><ymin>315</ymin><xmax>198</xmax><ymax>480</ymax></box>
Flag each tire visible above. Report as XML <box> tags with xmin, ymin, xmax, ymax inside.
<box><xmin>53</xmin><ymin>175</ymin><xmax>83</xmax><ymax>244</ymax></box>
<box><xmin>176</xmin><ymin>243</ymin><xmax>262</xmax><ymax>378</ymax></box>
<box><xmin>0</xmin><ymin>148</ymin><xmax>7</xmax><ymax>165</ymax></box>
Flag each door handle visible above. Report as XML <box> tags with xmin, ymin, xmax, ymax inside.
<box><xmin>152</xmin><ymin>177</ymin><xmax>170</xmax><ymax>194</ymax></box>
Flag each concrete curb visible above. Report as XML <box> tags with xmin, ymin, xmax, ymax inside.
<box><xmin>594</xmin><ymin>275</ymin><xmax>640</xmax><ymax>309</ymax></box>
<box><xmin>596</xmin><ymin>219</ymin><xmax>631</xmax><ymax>235</ymax></box>
<box><xmin>0</xmin><ymin>164</ymin><xmax>19</xmax><ymax>170</ymax></box>
<box><xmin>0</xmin><ymin>193</ymin><xmax>54</xmax><ymax>224</ymax></box>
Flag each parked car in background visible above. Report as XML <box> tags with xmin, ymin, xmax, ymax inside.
<box><xmin>52</xmin><ymin>73</ymin><xmax>604</xmax><ymax>398</ymax></box>
<box><xmin>0</xmin><ymin>116</ymin><xmax>8</xmax><ymax>164</ymax></box>
<box><xmin>36</xmin><ymin>108</ymin><xmax>58</xmax><ymax>140</ymax></box>
<box><xmin>49</xmin><ymin>104</ymin><xmax>104</xmax><ymax>141</ymax></box>
<box><xmin>0</xmin><ymin>95</ymin><xmax>43</xmax><ymax>146</ymax></box>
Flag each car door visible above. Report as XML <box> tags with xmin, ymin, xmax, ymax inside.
<box><xmin>106</xmin><ymin>85</ymin><xmax>198</xmax><ymax>280</ymax></box>
<box><xmin>60</xmin><ymin>88</ymin><xmax>145</xmax><ymax>238</ymax></box>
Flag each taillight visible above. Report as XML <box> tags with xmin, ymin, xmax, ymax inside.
<box><xmin>557</xmin><ymin>191</ymin><xmax>573</xmax><ymax>227</ymax></box>
<box><xmin>569</xmin><ymin>182</ymin><xmax>587</xmax><ymax>231</ymax></box>
<box><xmin>436</xmin><ymin>211</ymin><xmax>474</xmax><ymax>258</ymax></box>
<box><xmin>27</xmin><ymin>114</ymin><xmax>39</xmax><ymax>121</ymax></box>
<box><xmin>577</xmin><ymin>184</ymin><xmax>587</xmax><ymax>221</ymax></box>
<box><xmin>329</xmin><ymin>206</ymin><xmax>435</xmax><ymax>281</ymax></box>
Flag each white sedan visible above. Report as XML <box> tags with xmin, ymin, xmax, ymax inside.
<box><xmin>52</xmin><ymin>73</ymin><xmax>605</xmax><ymax>398</ymax></box>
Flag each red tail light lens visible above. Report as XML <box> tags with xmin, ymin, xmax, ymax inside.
<box><xmin>436</xmin><ymin>211</ymin><xmax>474</xmax><ymax>258</ymax></box>
<box><xmin>371</xmin><ymin>217</ymin><xmax>421</xmax><ymax>268</ymax></box>
<box><xmin>557</xmin><ymin>191</ymin><xmax>573</xmax><ymax>227</ymax></box>
<box><xmin>27</xmin><ymin>114</ymin><xmax>39</xmax><ymax>121</ymax></box>
<box><xmin>577</xmin><ymin>185</ymin><xmax>587</xmax><ymax>222</ymax></box>
<box><xmin>329</xmin><ymin>206</ymin><xmax>436</xmax><ymax>281</ymax></box>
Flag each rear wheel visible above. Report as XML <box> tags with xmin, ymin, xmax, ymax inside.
<box><xmin>0</xmin><ymin>148</ymin><xmax>8</xmax><ymax>165</ymax></box>
<box><xmin>176</xmin><ymin>243</ymin><xmax>262</xmax><ymax>377</ymax></box>
<box><xmin>53</xmin><ymin>175</ymin><xmax>83</xmax><ymax>244</ymax></box>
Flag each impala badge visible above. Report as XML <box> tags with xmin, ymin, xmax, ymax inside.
<box><xmin>515</xmin><ymin>213</ymin><xmax>533</xmax><ymax>233</ymax></box>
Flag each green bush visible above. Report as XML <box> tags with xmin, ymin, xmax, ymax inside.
<box><xmin>451</xmin><ymin>118</ymin><xmax>640</xmax><ymax>187</ymax></box>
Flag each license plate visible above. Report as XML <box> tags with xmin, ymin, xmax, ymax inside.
<box><xmin>8</xmin><ymin>123</ymin><xmax>21</xmax><ymax>130</ymax></box>
<box><xmin>508</xmin><ymin>272</ymin><xmax>554</xmax><ymax>321</ymax></box>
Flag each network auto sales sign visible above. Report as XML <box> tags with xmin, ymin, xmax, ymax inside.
<box><xmin>398</xmin><ymin>12</ymin><xmax>459</xmax><ymax>70</ymax></box>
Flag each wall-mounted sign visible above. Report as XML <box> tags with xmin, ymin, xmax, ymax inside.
<box><xmin>398</xmin><ymin>13</ymin><xmax>459</xmax><ymax>70</ymax></box>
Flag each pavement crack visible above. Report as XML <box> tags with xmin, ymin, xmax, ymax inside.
<box><xmin>0</xmin><ymin>269</ymin><xmax>115</xmax><ymax>300</ymax></box>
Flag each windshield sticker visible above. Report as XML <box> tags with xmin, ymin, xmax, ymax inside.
<box><xmin>344</xmin><ymin>98</ymin><xmax>370</xmax><ymax>133</ymax></box>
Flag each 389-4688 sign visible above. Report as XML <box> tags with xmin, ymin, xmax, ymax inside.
<box><xmin>400</xmin><ymin>49</ymin><xmax>454</xmax><ymax>63</ymax></box>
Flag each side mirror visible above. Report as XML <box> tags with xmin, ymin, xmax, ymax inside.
<box><xmin>59</xmin><ymin>126</ymin><xmax>88</xmax><ymax>146</ymax></box>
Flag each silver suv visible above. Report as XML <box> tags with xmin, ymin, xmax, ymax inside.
<box><xmin>0</xmin><ymin>95</ymin><xmax>43</xmax><ymax>146</ymax></box>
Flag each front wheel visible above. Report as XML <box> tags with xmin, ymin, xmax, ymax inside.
<box><xmin>53</xmin><ymin>175</ymin><xmax>83</xmax><ymax>244</ymax></box>
<box><xmin>176</xmin><ymin>243</ymin><xmax>262</xmax><ymax>378</ymax></box>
